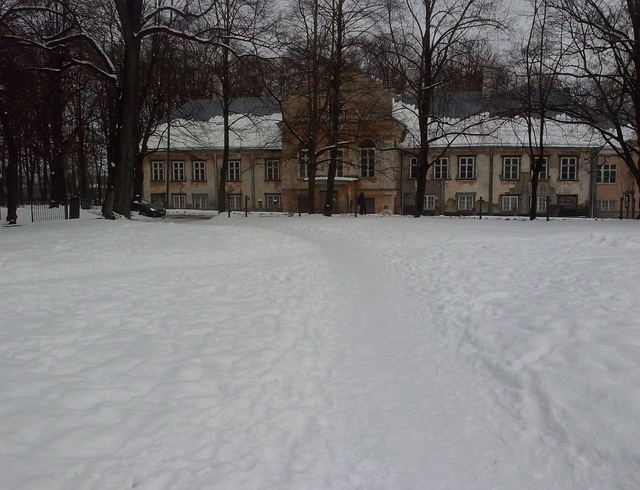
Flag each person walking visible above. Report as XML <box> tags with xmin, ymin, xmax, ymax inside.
<box><xmin>357</xmin><ymin>192</ymin><xmax>367</xmax><ymax>216</ymax></box>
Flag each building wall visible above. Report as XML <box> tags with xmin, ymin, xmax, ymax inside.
<box><xmin>402</xmin><ymin>148</ymin><xmax>596</xmax><ymax>217</ymax></box>
<box><xmin>142</xmin><ymin>149</ymin><xmax>282</xmax><ymax>210</ymax></box>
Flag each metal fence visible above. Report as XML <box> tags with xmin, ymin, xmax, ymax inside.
<box><xmin>31</xmin><ymin>202</ymin><xmax>69</xmax><ymax>222</ymax></box>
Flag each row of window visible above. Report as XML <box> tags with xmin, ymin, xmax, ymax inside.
<box><xmin>151</xmin><ymin>160</ymin><xmax>281</xmax><ymax>182</ymax></box>
<box><xmin>152</xmin><ymin>157</ymin><xmax>618</xmax><ymax>185</ymax></box>
<box><xmin>150</xmin><ymin>193</ymin><xmax>282</xmax><ymax>210</ymax></box>
<box><xmin>421</xmin><ymin>195</ymin><xmax>616</xmax><ymax>213</ymax></box>
<box><xmin>298</xmin><ymin>148</ymin><xmax>376</xmax><ymax>179</ymax></box>
<box><xmin>409</xmin><ymin>157</ymin><xmax>617</xmax><ymax>183</ymax></box>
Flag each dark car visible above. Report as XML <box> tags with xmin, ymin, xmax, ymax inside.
<box><xmin>133</xmin><ymin>199</ymin><xmax>166</xmax><ymax>218</ymax></box>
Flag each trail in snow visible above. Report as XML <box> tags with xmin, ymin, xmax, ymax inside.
<box><xmin>2</xmin><ymin>210</ymin><xmax>640</xmax><ymax>489</ymax></box>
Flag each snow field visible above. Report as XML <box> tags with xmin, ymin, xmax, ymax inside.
<box><xmin>1</xmin><ymin>211</ymin><xmax>639</xmax><ymax>489</ymax></box>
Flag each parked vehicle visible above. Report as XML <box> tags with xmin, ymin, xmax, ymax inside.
<box><xmin>133</xmin><ymin>199</ymin><xmax>166</xmax><ymax>218</ymax></box>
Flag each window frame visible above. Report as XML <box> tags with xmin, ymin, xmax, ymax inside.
<box><xmin>458</xmin><ymin>156</ymin><xmax>476</xmax><ymax>180</ymax></box>
<box><xmin>265</xmin><ymin>159</ymin><xmax>280</xmax><ymax>181</ymax></box>
<box><xmin>536</xmin><ymin>195</ymin><xmax>548</xmax><ymax>213</ymax></box>
<box><xmin>151</xmin><ymin>160</ymin><xmax>165</xmax><ymax>181</ymax></box>
<box><xmin>360</xmin><ymin>146</ymin><xmax>375</xmax><ymax>178</ymax></box>
<box><xmin>597</xmin><ymin>200</ymin><xmax>617</xmax><ymax>211</ymax></box>
<box><xmin>559</xmin><ymin>156</ymin><xmax>578</xmax><ymax>181</ymax></box>
<box><xmin>172</xmin><ymin>193</ymin><xmax>186</xmax><ymax>208</ymax></box>
<box><xmin>424</xmin><ymin>194</ymin><xmax>436</xmax><ymax>211</ymax></box>
<box><xmin>228</xmin><ymin>194</ymin><xmax>242</xmax><ymax>210</ymax></box>
<box><xmin>227</xmin><ymin>160</ymin><xmax>241</xmax><ymax>182</ymax></box>
<box><xmin>409</xmin><ymin>157</ymin><xmax>418</xmax><ymax>179</ymax></box>
<box><xmin>192</xmin><ymin>160</ymin><xmax>206</xmax><ymax>181</ymax></box>
<box><xmin>502</xmin><ymin>156</ymin><xmax>520</xmax><ymax>180</ymax></box>
<box><xmin>597</xmin><ymin>163</ymin><xmax>617</xmax><ymax>184</ymax></box>
<box><xmin>171</xmin><ymin>160</ymin><xmax>185</xmax><ymax>181</ymax></box>
<box><xmin>501</xmin><ymin>195</ymin><xmax>519</xmax><ymax>212</ymax></box>
<box><xmin>193</xmin><ymin>194</ymin><xmax>208</xmax><ymax>209</ymax></box>
<box><xmin>298</xmin><ymin>149</ymin><xmax>310</xmax><ymax>179</ymax></box>
<box><xmin>434</xmin><ymin>157</ymin><xmax>449</xmax><ymax>180</ymax></box>
<box><xmin>265</xmin><ymin>193</ymin><xmax>281</xmax><ymax>209</ymax></box>
<box><xmin>457</xmin><ymin>194</ymin><xmax>474</xmax><ymax>211</ymax></box>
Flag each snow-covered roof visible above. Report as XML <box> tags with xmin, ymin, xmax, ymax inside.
<box><xmin>148</xmin><ymin>98</ymin><xmax>282</xmax><ymax>152</ymax></box>
<box><xmin>393</xmin><ymin>97</ymin><xmax>607</xmax><ymax>150</ymax></box>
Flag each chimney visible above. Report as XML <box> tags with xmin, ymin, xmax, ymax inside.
<box><xmin>482</xmin><ymin>67</ymin><xmax>494</xmax><ymax>98</ymax></box>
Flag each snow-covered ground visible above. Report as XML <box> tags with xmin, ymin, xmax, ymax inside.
<box><xmin>1</xmin><ymin>208</ymin><xmax>640</xmax><ymax>489</ymax></box>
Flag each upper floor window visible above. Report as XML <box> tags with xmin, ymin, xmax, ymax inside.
<box><xmin>192</xmin><ymin>160</ymin><xmax>206</xmax><ymax>181</ymax></box>
<box><xmin>532</xmin><ymin>157</ymin><xmax>548</xmax><ymax>180</ymax></box>
<box><xmin>298</xmin><ymin>149</ymin><xmax>310</xmax><ymax>179</ymax></box>
<box><xmin>336</xmin><ymin>149</ymin><xmax>345</xmax><ymax>177</ymax></box>
<box><xmin>360</xmin><ymin>146</ymin><xmax>375</xmax><ymax>178</ymax></box>
<box><xmin>228</xmin><ymin>160</ymin><xmax>241</xmax><ymax>181</ymax></box>
<box><xmin>151</xmin><ymin>161</ymin><xmax>164</xmax><ymax>181</ymax></box>
<box><xmin>434</xmin><ymin>158</ymin><xmax>449</xmax><ymax>179</ymax></box>
<box><xmin>597</xmin><ymin>163</ymin><xmax>617</xmax><ymax>183</ymax></box>
<box><xmin>560</xmin><ymin>156</ymin><xmax>578</xmax><ymax>180</ymax></box>
<box><xmin>172</xmin><ymin>160</ymin><xmax>185</xmax><ymax>181</ymax></box>
<box><xmin>502</xmin><ymin>156</ymin><xmax>520</xmax><ymax>180</ymax></box>
<box><xmin>266</xmin><ymin>159</ymin><xmax>280</xmax><ymax>180</ymax></box>
<box><xmin>458</xmin><ymin>156</ymin><xmax>475</xmax><ymax>180</ymax></box>
<box><xmin>410</xmin><ymin>158</ymin><xmax>418</xmax><ymax>179</ymax></box>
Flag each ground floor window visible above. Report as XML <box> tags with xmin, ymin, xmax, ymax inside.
<box><xmin>229</xmin><ymin>194</ymin><xmax>242</xmax><ymax>210</ymax></box>
<box><xmin>424</xmin><ymin>194</ymin><xmax>436</xmax><ymax>211</ymax></box>
<box><xmin>597</xmin><ymin>200</ymin><xmax>617</xmax><ymax>211</ymax></box>
<box><xmin>172</xmin><ymin>194</ymin><xmax>186</xmax><ymax>209</ymax></box>
<box><xmin>266</xmin><ymin>194</ymin><xmax>281</xmax><ymax>209</ymax></box>
<box><xmin>151</xmin><ymin>193</ymin><xmax>166</xmax><ymax>206</ymax></box>
<box><xmin>535</xmin><ymin>196</ymin><xmax>548</xmax><ymax>213</ymax></box>
<box><xmin>193</xmin><ymin>194</ymin><xmax>208</xmax><ymax>209</ymax></box>
<box><xmin>457</xmin><ymin>194</ymin><xmax>474</xmax><ymax>211</ymax></box>
<box><xmin>501</xmin><ymin>195</ymin><xmax>519</xmax><ymax>212</ymax></box>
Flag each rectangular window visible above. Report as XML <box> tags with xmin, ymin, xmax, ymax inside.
<box><xmin>266</xmin><ymin>159</ymin><xmax>280</xmax><ymax>180</ymax></box>
<box><xmin>560</xmin><ymin>156</ymin><xmax>578</xmax><ymax>180</ymax></box>
<box><xmin>532</xmin><ymin>157</ymin><xmax>548</xmax><ymax>180</ymax></box>
<box><xmin>299</xmin><ymin>150</ymin><xmax>310</xmax><ymax>179</ymax></box>
<box><xmin>172</xmin><ymin>194</ymin><xmax>186</xmax><ymax>208</ymax></box>
<box><xmin>151</xmin><ymin>161</ymin><xmax>165</xmax><ymax>181</ymax></box>
<box><xmin>457</xmin><ymin>194</ymin><xmax>474</xmax><ymax>211</ymax></box>
<box><xmin>434</xmin><ymin>158</ymin><xmax>449</xmax><ymax>179</ymax></box>
<box><xmin>266</xmin><ymin>194</ymin><xmax>281</xmax><ymax>209</ymax></box>
<box><xmin>151</xmin><ymin>193</ymin><xmax>166</xmax><ymax>207</ymax></box>
<box><xmin>424</xmin><ymin>194</ymin><xmax>436</xmax><ymax>211</ymax></box>
<box><xmin>458</xmin><ymin>156</ymin><xmax>475</xmax><ymax>180</ymax></box>
<box><xmin>502</xmin><ymin>156</ymin><xmax>520</xmax><ymax>180</ymax></box>
<box><xmin>192</xmin><ymin>160</ymin><xmax>206</xmax><ymax>181</ymax></box>
<box><xmin>501</xmin><ymin>195</ymin><xmax>519</xmax><ymax>212</ymax></box>
<box><xmin>193</xmin><ymin>194</ymin><xmax>208</xmax><ymax>209</ymax></box>
<box><xmin>229</xmin><ymin>194</ymin><xmax>242</xmax><ymax>210</ymax></box>
<box><xmin>536</xmin><ymin>196</ymin><xmax>548</xmax><ymax>213</ymax></box>
<box><xmin>361</xmin><ymin>147</ymin><xmax>375</xmax><ymax>178</ymax></box>
<box><xmin>597</xmin><ymin>163</ymin><xmax>617</xmax><ymax>183</ymax></box>
<box><xmin>172</xmin><ymin>160</ymin><xmax>185</xmax><ymax>181</ymax></box>
<box><xmin>410</xmin><ymin>158</ymin><xmax>418</xmax><ymax>179</ymax></box>
<box><xmin>228</xmin><ymin>160</ymin><xmax>241</xmax><ymax>181</ymax></box>
<box><xmin>597</xmin><ymin>200</ymin><xmax>617</xmax><ymax>211</ymax></box>
<box><xmin>336</xmin><ymin>149</ymin><xmax>344</xmax><ymax>177</ymax></box>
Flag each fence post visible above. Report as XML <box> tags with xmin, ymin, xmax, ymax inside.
<box><xmin>227</xmin><ymin>194</ymin><xmax>231</xmax><ymax>218</ymax></box>
<box><xmin>546</xmin><ymin>196</ymin><xmax>550</xmax><ymax>222</ymax></box>
<box><xmin>479</xmin><ymin>197</ymin><xmax>483</xmax><ymax>219</ymax></box>
<box><xmin>620</xmin><ymin>197</ymin><xmax>624</xmax><ymax>219</ymax></box>
<box><xmin>245</xmin><ymin>196</ymin><xmax>250</xmax><ymax>217</ymax></box>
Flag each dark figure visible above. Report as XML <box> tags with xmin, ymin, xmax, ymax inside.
<box><xmin>357</xmin><ymin>192</ymin><xmax>367</xmax><ymax>216</ymax></box>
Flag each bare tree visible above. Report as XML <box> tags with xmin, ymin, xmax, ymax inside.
<box><xmin>509</xmin><ymin>0</ymin><xmax>569</xmax><ymax>219</ymax></box>
<box><xmin>382</xmin><ymin>0</ymin><xmax>506</xmax><ymax>217</ymax></box>
<box><xmin>553</xmin><ymin>0</ymin><xmax>640</xmax><ymax>216</ymax></box>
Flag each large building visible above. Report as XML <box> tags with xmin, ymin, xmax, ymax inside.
<box><xmin>143</xmin><ymin>81</ymin><xmax>634</xmax><ymax>218</ymax></box>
